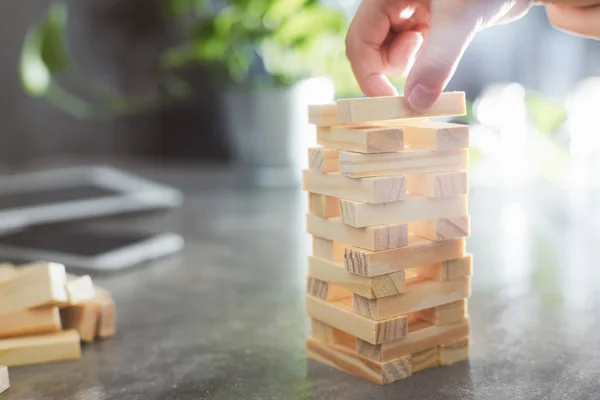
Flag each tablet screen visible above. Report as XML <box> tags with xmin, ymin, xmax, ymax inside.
<box><xmin>0</xmin><ymin>185</ymin><xmax>119</xmax><ymax>210</ymax></box>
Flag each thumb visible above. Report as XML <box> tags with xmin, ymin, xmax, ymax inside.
<box><xmin>404</xmin><ymin>1</ymin><xmax>479</xmax><ymax>111</ymax></box>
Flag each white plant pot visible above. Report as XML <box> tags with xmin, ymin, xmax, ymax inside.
<box><xmin>221</xmin><ymin>77</ymin><xmax>335</xmax><ymax>187</ymax></box>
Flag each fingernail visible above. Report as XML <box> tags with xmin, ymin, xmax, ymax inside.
<box><xmin>408</xmin><ymin>84</ymin><xmax>435</xmax><ymax>111</ymax></box>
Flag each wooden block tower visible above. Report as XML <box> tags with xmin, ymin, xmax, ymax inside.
<box><xmin>303</xmin><ymin>92</ymin><xmax>472</xmax><ymax>385</ymax></box>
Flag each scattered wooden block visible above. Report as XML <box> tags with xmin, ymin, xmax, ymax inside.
<box><xmin>353</xmin><ymin>277</ymin><xmax>471</xmax><ymax>320</ymax></box>
<box><xmin>306</xmin><ymin>295</ymin><xmax>407</xmax><ymax>345</ymax></box>
<box><xmin>302</xmin><ymin>169</ymin><xmax>406</xmax><ymax>204</ymax></box>
<box><xmin>308</xmin><ymin>193</ymin><xmax>340</xmax><ymax>218</ymax></box>
<box><xmin>340</xmin><ymin>195</ymin><xmax>468</xmax><ymax>228</ymax></box>
<box><xmin>310</xmin><ymin>318</ymin><xmax>356</xmax><ymax>349</ymax></box>
<box><xmin>409</xmin><ymin>216</ymin><xmax>470</xmax><ymax>241</ymax></box>
<box><xmin>345</xmin><ymin>236</ymin><xmax>466</xmax><ymax>278</ymax></box>
<box><xmin>309</xmin><ymin>148</ymin><xmax>339</xmax><ymax>173</ymax></box>
<box><xmin>411</xmin><ymin>347</ymin><xmax>440</xmax><ymax>374</ymax></box>
<box><xmin>339</xmin><ymin>148</ymin><xmax>469</xmax><ymax>178</ymax></box>
<box><xmin>0</xmin><ymin>307</ymin><xmax>62</xmax><ymax>339</ymax></box>
<box><xmin>0</xmin><ymin>263</ymin><xmax>68</xmax><ymax>314</ymax></box>
<box><xmin>307</xmin><ymin>337</ymin><xmax>411</xmax><ymax>385</ymax></box>
<box><xmin>65</xmin><ymin>275</ymin><xmax>96</xmax><ymax>305</ymax></box>
<box><xmin>336</xmin><ymin>92</ymin><xmax>466</xmax><ymax>123</ymax></box>
<box><xmin>406</xmin><ymin>171</ymin><xmax>468</xmax><ymax>198</ymax></box>
<box><xmin>92</xmin><ymin>297</ymin><xmax>116</xmax><ymax>339</ymax></box>
<box><xmin>307</xmin><ymin>213</ymin><xmax>408</xmax><ymax>252</ymax></box>
<box><xmin>0</xmin><ymin>264</ymin><xmax>17</xmax><ymax>284</ymax></box>
<box><xmin>0</xmin><ymin>330</ymin><xmax>81</xmax><ymax>367</ymax></box>
<box><xmin>401</xmin><ymin>121</ymin><xmax>470</xmax><ymax>150</ymax></box>
<box><xmin>439</xmin><ymin>337</ymin><xmax>469</xmax><ymax>366</ymax></box>
<box><xmin>418</xmin><ymin>300</ymin><xmax>468</xmax><ymax>326</ymax></box>
<box><xmin>317</xmin><ymin>126</ymin><xmax>404</xmax><ymax>154</ymax></box>
<box><xmin>410</xmin><ymin>256</ymin><xmax>473</xmax><ymax>283</ymax></box>
<box><xmin>0</xmin><ymin>366</ymin><xmax>8</xmax><ymax>394</ymax></box>
<box><xmin>356</xmin><ymin>318</ymin><xmax>470</xmax><ymax>362</ymax></box>
<box><xmin>307</xmin><ymin>277</ymin><xmax>352</xmax><ymax>302</ymax></box>
<box><xmin>308</xmin><ymin>255</ymin><xmax>405</xmax><ymax>299</ymax></box>
<box><xmin>60</xmin><ymin>303</ymin><xmax>99</xmax><ymax>343</ymax></box>
<box><xmin>312</xmin><ymin>237</ymin><xmax>345</xmax><ymax>262</ymax></box>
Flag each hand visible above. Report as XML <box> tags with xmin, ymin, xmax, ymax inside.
<box><xmin>345</xmin><ymin>0</ymin><xmax>531</xmax><ymax>111</ymax></box>
<box><xmin>546</xmin><ymin>4</ymin><xmax>600</xmax><ymax>39</ymax></box>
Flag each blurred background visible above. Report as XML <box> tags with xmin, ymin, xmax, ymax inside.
<box><xmin>2</xmin><ymin>0</ymin><xmax>599</xmax><ymax>190</ymax></box>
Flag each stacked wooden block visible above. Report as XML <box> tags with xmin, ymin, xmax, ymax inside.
<box><xmin>304</xmin><ymin>92</ymin><xmax>472</xmax><ymax>385</ymax></box>
<box><xmin>0</xmin><ymin>262</ymin><xmax>116</xmax><ymax>369</ymax></box>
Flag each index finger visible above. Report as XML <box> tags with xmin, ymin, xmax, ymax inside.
<box><xmin>345</xmin><ymin>0</ymin><xmax>399</xmax><ymax>97</ymax></box>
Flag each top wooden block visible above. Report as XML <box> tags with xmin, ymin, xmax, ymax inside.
<box><xmin>336</xmin><ymin>92</ymin><xmax>466</xmax><ymax>123</ymax></box>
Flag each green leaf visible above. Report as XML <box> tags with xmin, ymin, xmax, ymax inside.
<box><xmin>162</xmin><ymin>0</ymin><xmax>206</xmax><ymax>17</ymax></box>
<box><xmin>274</xmin><ymin>5</ymin><xmax>345</xmax><ymax>46</ymax></box>
<box><xmin>263</xmin><ymin>0</ymin><xmax>309</xmax><ymax>26</ymax></box>
<box><xmin>41</xmin><ymin>1</ymin><xmax>69</xmax><ymax>74</ymax></box>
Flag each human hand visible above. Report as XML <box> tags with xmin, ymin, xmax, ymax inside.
<box><xmin>545</xmin><ymin>3</ymin><xmax>600</xmax><ymax>39</ymax></box>
<box><xmin>345</xmin><ymin>0</ymin><xmax>531</xmax><ymax>111</ymax></box>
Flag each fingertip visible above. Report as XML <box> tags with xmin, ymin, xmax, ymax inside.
<box><xmin>359</xmin><ymin>73</ymin><xmax>399</xmax><ymax>97</ymax></box>
<box><xmin>405</xmin><ymin>83</ymin><xmax>439</xmax><ymax>112</ymax></box>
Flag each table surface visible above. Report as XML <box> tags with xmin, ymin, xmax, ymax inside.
<box><xmin>4</xmin><ymin>160</ymin><xmax>600</xmax><ymax>400</ymax></box>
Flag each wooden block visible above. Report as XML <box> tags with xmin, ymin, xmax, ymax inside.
<box><xmin>93</xmin><ymin>297</ymin><xmax>116</xmax><ymax>339</ymax></box>
<box><xmin>312</xmin><ymin>237</ymin><xmax>345</xmax><ymax>262</ymax></box>
<box><xmin>0</xmin><ymin>263</ymin><xmax>68</xmax><ymax>314</ymax></box>
<box><xmin>0</xmin><ymin>307</ymin><xmax>62</xmax><ymax>339</ymax></box>
<box><xmin>406</xmin><ymin>171</ymin><xmax>468</xmax><ymax>198</ymax></box>
<box><xmin>417</xmin><ymin>300</ymin><xmax>468</xmax><ymax>326</ymax></box>
<box><xmin>67</xmin><ymin>273</ymin><xmax>112</xmax><ymax>300</ymax></box>
<box><xmin>439</xmin><ymin>337</ymin><xmax>470</xmax><ymax>366</ymax></box>
<box><xmin>411</xmin><ymin>256</ymin><xmax>473</xmax><ymax>282</ymax></box>
<box><xmin>357</xmin><ymin>319</ymin><xmax>470</xmax><ymax>362</ymax></box>
<box><xmin>306</xmin><ymin>296</ymin><xmax>407</xmax><ymax>344</ymax></box>
<box><xmin>0</xmin><ymin>366</ymin><xmax>8</xmax><ymax>394</ymax></box>
<box><xmin>339</xmin><ymin>148</ymin><xmax>469</xmax><ymax>178</ymax></box>
<box><xmin>60</xmin><ymin>304</ymin><xmax>99</xmax><ymax>343</ymax></box>
<box><xmin>317</xmin><ymin>126</ymin><xmax>404</xmax><ymax>154</ymax></box>
<box><xmin>0</xmin><ymin>330</ymin><xmax>81</xmax><ymax>367</ymax></box>
<box><xmin>310</xmin><ymin>319</ymin><xmax>356</xmax><ymax>349</ymax></box>
<box><xmin>401</xmin><ymin>121</ymin><xmax>470</xmax><ymax>150</ymax></box>
<box><xmin>302</xmin><ymin>169</ymin><xmax>406</xmax><ymax>204</ymax></box>
<box><xmin>65</xmin><ymin>275</ymin><xmax>96</xmax><ymax>305</ymax></box>
<box><xmin>308</xmin><ymin>256</ymin><xmax>405</xmax><ymax>299</ymax></box>
<box><xmin>341</xmin><ymin>195</ymin><xmax>467</xmax><ymax>228</ymax></box>
<box><xmin>309</xmin><ymin>148</ymin><xmax>339</xmax><ymax>173</ymax></box>
<box><xmin>409</xmin><ymin>216</ymin><xmax>470</xmax><ymax>241</ymax></box>
<box><xmin>308</xmin><ymin>193</ymin><xmax>340</xmax><ymax>218</ymax></box>
<box><xmin>307</xmin><ymin>337</ymin><xmax>411</xmax><ymax>385</ymax></box>
<box><xmin>308</xmin><ymin>104</ymin><xmax>339</xmax><ymax>127</ymax></box>
<box><xmin>353</xmin><ymin>277</ymin><xmax>471</xmax><ymax>320</ymax></box>
<box><xmin>0</xmin><ymin>264</ymin><xmax>17</xmax><ymax>284</ymax></box>
<box><xmin>336</xmin><ymin>92</ymin><xmax>466</xmax><ymax>123</ymax></box>
<box><xmin>411</xmin><ymin>347</ymin><xmax>440</xmax><ymax>374</ymax></box>
<box><xmin>307</xmin><ymin>277</ymin><xmax>352</xmax><ymax>302</ymax></box>
<box><xmin>307</xmin><ymin>213</ymin><xmax>408</xmax><ymax>252</ymax></box>
<box><xmin>345</xmin><ymin>236</ymin><xmax>466</xmax><ymax>277</ymax></box>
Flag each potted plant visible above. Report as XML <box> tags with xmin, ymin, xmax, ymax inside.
<box><xmin>19</xmin><ymin>0</ymin><xmax>352</xmax><ymax>187</ymax></box>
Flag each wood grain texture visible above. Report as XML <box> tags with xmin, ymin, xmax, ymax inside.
<box><xmin>409</xmin><ymin>216</ymin><xmax>470</xmax><ymax>241</ymax></box>
<box><xmin>0</xmin><ymin>365</ymin><xmax>8</xmax><ymax>394</ymax></box>
<box><xmin>411</xmin><ymin>256</ymin><xmax>473</xmax><ymax>282</ymax></box>
<box><xmin>341</xmin><ymin>195</ymin><xmax>467</xmax><ymax>228</ymax></box>
<box><xmin>302</xmin><ymin>169</ymin><xmax>406</xmax><ymax>204</ymax></box>
<box><xmin>306</xmin><ymin>277</ymin><xmax>352</xmax><ymax>302</ymax></box>
<box><xmin>308</xmin><ymin>148</ymin><xmax>339</xmax><ymax>173</ymax></box>
<box><xmin>345</xmin><ymin>236</ymin><xmax>466</xmax><ymax>277</ymax></box>
<box><xmin>310</xmin><ymin>319</ymin><xmax>356</xmax><ymax>349</ymax></box>
<box><xmin>357</xmin><ymin>319</ymin><xmax>470</xmax><ymax>362</ymax></box>
<box><xmin>0</xmin><ymin>263</ymin><xmax>68</xmax><ymax>314</ymax></box>
<box><xmin>339</xmin><ymin>149</ymin><xmax>469</xmax><ymax>178</ymax></box>
<box><xmin>411</xmin><ymin>347</ymin><xmax>440</xmax><ymax>373</ymax></box>
<box><xmin>307</xmin><ymin>338</ymin><xmax>411</xmax><ymax>385</ymax></box>
<box><xmin>0</xmin><ymin>265</ymin><xmax>17</xmax><ymax>284</ymax></box>
<box><xmin>306</xmin><ymin>295</ymin><xmax>407</xmax><ymax>344</ymax></box>
<box><xmin>336</xmin><ymin>92</ymin><xmax>466</xmax><ymax>123</ymax></box>
<box><xmin>60</xmin><ymin>303</ymin><xmax>99</xmax><ymax>343</ymax></box>
<box><xmin>312</xmin><ymin>237</ymin><xmax>345</xmax><ymax>262</ymax></box>
<box><xmin>353</xmin><ymin>277</ymin><xmax>471</xmax><ymax>320</ymax></box>
<box><xmin>406</xmin><ymin>171</ymin><xmax>468</xmax><ymax>198</ymax></box>
<box><xmin>439</xmin><ymin>337</ymin><xmax>470</xmax><ymax>366</ymax></box>
<box><xmin>308</xmin><ymin>255</ymin><xmax>405</xmax><ymax>299</ymax></box>
<box><xmin>0</xmin><ymin>307</ymin><xmax>61</xmax><ymax>339</ymax></box>
<box><xmin>317</xmin><ymin>126</ymin><xmax>404</xmax><ymax>154</ymax></box>
<box><xmin>308</xmin><ymin>104</ymin><xmax>340</xmax><ymax>127</ymax></box>
<box><xmin>65</xmin><ymin>275</ymin><xmax>96</xmax><ymax>305</ymax></box>
<box><xmin>418</xmin><ymin>300</ymin><xmax>468</xmax><ymax>326</ymax></box>
<box><xmin>308</xmin><ymin>193</ymin><xmax>341</xmax><ymax>218</ymax></box>
<box><xmin>0</xmin><ymin>330</ymin><xmax>81</xmax><ymax>367</ymax></box>
<box><xmin>401</xmin><ymin>121</ymin><xmax>470</xmax><ymax>150</ymax></box>
<box><xmin>307</xmin><ymin>213</ymin><xmax>408</xmax><ymax>251</ymax></box>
